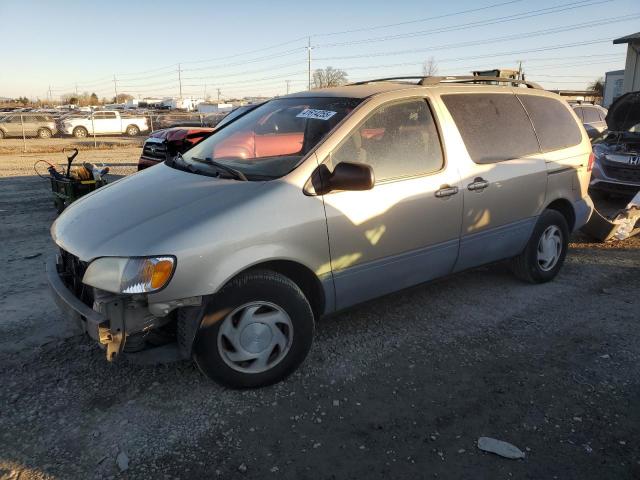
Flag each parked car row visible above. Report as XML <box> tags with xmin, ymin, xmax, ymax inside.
<box><xmin>0</xmin><ymin>108</ymin><xmax>234</xmax><ymax>139</ymax></box>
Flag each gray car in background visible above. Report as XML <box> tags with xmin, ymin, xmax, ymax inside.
<box><xmin>47</xmin><ymin>76</ymin><xmax>594</xmax><ymax>388</ymax></box>
<box><xmin>0</xmin><ymin>113</ymin><xmax>57</xmax><ymax>138</ymax></box>
<box><xmin>572</xmin><ymin>103</ymin><xmax>608</xmax><ymax>139</ymax></box>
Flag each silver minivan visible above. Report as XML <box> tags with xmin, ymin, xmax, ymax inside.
<box><xmin>48</xmin><ymin>77</ymin><xmax>594</xmax><ymax>388</ymax></box>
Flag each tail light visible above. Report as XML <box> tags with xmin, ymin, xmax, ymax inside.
<box><xmin>587</xmin><ymin>152</ymin><xmax>595</xmax><ymax>172</ymax></box>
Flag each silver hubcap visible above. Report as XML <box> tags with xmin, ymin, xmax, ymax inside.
<box><xmin>217</xmin><ymin>301</ymin><xmax>293</xmax><ymax>374</ymax></box>
<box><xmin>537</xmin><ymin>225</ymin><xmax>562</xmax><ymax>271</ymax></box>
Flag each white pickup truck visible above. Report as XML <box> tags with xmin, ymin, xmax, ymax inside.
<box><xmin>61</xmin><ymin>111</ymin><xmax>149</xmax><ymax>137</ymax></box>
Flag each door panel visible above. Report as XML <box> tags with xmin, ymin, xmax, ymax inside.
<box><xmin>321</xmin><ymin>98</ymin><xmax>462</xmax><ymax>310</ymax></box>
<box><xmin>439</xmin><ymin>92</ymin><xmax>547</xmax><ymax>272</ymax></box>
<box><xmin>324</xmin><ymin>173</ymin><xmax>462</xmax><ymax>309</ymax></box>
<box><xmin>454</xmin><ymin>157</ymin><xmax>546</xmax><ymax>272</ymax></box>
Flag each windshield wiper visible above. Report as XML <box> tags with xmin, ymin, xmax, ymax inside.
<box><xmin>171</xmin><ymin>152</ymin><xmax>196</xmax><ymax>172</ymax></box>
<box><xmin>190</xmin><ymin>156</ymin><xmax>248</xmax><ymax>181</ymax></box>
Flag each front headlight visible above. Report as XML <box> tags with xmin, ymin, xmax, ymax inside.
<box><xmin>82</xmin><ymin>256</ymin><xmax>176</xmax><ymax>294</ymax></box>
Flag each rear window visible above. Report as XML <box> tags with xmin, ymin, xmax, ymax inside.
<box><xmin>582</xmin><ymin>107</ymin><xmax>601</xmax><ymax>123</ymax></box>
<box><xmin>441</xmin><ymin>93</ymin><xmax>540</xmax><ymax>164</ymax></box>
<box><xmin>598</xmin><ymin>107</ymin><xmax>608</xmax><ymax>121</ymax></box>
<box><xmin>517</xmin><ymin>95</ymin><xmax>582</xmax><ymax>151</ymax></box>
<box><xmin>573</xmin><ymin>107</ymin><xmax>584</xmax><ymax>121</ymax></box>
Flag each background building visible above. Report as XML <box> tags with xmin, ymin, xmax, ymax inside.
<box><xmin>603</xmin><ymin>69</ymin><xmax>625</xmax><ymax>107</ymax></box>
<box><xmin>613</xmin><ymin>32</ymin><xmax>640</xmax><ymax>94</ymax></box>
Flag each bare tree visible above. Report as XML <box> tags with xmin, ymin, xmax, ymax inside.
<box><xmin>113</xmin><ymin>93</ymin><xmax>134</xmax><ymax>104</ymax></box>
<box><xmin>422</xmin><ymin>57</ymin><xmax>438</xmax><ymax>77</ymax></box>
<box><xmin>312</xmin><ymin>67</ymin><xmax>348</xmax><ymax>89</ymax></box>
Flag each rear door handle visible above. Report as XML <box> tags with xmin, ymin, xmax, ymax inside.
<box><xmin>435</xmin><ymin>185</ymin><xmax>459</xmax><ymax>198</ymax></box>
<box><xmin>467</xmin><ymin>177</ymin><xmax>489</xmax><ymax>191</ymax></box>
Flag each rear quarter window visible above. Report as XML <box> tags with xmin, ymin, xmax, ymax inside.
<box><xmin>518</xmin><ymin>95</ymin><xmax>583</xmax><ymax>151</ymax></box>
<box><xmin>441</xmin><ymin>93</ymin><xmax>540</xmax><ymax>164</ymax></box>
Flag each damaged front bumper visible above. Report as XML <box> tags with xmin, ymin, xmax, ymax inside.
<box><xmin>46</xmin><ymin>255</ymin><xmax>199</xmax><ymax>362</ymax></box>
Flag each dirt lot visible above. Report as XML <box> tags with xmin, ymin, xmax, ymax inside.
<box><xmin>0</xmin><ymin>136</ymin><xmax>144</xmax><ymax>155</ymax></box>
<box><xmin>1</xmin><ymin>148</ymin><xmax>639</xmax><ymax>479</ymax></box>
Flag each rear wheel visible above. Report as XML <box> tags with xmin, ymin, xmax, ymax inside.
<box><xmin>37</xmin><ymin>128</ymin><xmax>52</xmax><ymax>139</ymax></box>
<box><xmin>0</xmin><ymin>130</ymin><xmax>5</xmax><ymax>139</ymax></box>
<box><xmin>191</xmin><ymin>270</ymin><xmax>314</xmax><ymax>388</ymax></box>
<box><xmin>511</xmin><ymin>209</ymin><xmax>569</xmax><ymax>283</ymax></box>
<box><xmin>73</xmin><ymin>126</ymin><xmax>88</xmax><ymax>138</ymax></box>
<box><xmin>126</xmin><ymin>125</ymin><xmax>140</xmax><ymax>136</ymax></box>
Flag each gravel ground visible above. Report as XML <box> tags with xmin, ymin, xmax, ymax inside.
<box><xmin>0</xmin><ymin>136</ymin><xmax>144</xmax><ymax>155</ymax></box>
<box><xmin>1</xmin><ymin>148</ymin><xmax>639</xmax><ymax>479</ymax></box>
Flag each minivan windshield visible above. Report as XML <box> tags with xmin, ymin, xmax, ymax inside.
<box><xmin>178</xmin><ymin>97</ymin><xmax>362</xmax><ymax>179</ymax></box>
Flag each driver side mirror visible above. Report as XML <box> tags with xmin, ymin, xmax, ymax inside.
<box><xmin>309</xmin><ymin>162</ymin><xmax>375</xmax><ymax>195</ymax></box>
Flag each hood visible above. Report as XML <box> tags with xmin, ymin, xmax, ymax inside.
<box><xmin>606</xmin><ymin>91</ymin><xmax>640</xmax><ymax>132</ymax></box>
<box><xmin>51</xmin><ymin>163</ymin><xmax>266</xmax><ymax>261</ymax></box>
<box><xmin>149</xmin><ymin>126</ymin><xmax>214</xmax><ymax>141</ymax></box>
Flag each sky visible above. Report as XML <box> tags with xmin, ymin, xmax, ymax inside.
<box><xmin>0</xmin><ymin>0</ymin><xmax>637</xmax><ymax>101</ymax></box>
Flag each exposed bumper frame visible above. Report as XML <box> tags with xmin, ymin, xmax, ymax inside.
<box><xmin>46</xmin><ymin>255</ymin><xmax>107</xmax><ymax>343</ymax></box>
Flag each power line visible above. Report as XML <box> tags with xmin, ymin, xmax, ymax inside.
<box><xmin>315</xmin><ymin>0</ymin><xmax>609</xmax><ymax>49</ymax></box>
<box><xmin>338</xmin><ymin>51</ymin><xmax>621</xmax><ymax>75</ymax></box>
<box><xmin>315</xmin><ymin>12</ymin><xmax>639</xmax><ymax>62</ymax></box>
<box><xmin>312</xmin><ymin>0</ymin><xmax>525</xmax><ymax>37</ymax></box>
<box><xmin>181</xmin><ymin>60</ymin><xmax>303</xmax><ymax>82</ymax></box>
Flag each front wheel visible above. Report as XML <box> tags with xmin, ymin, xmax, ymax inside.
<box><xmin>191</xmin><ymin>270</ymin><xmax>315</xmax><ymax>388</ymax></box>
<box><xmin>511</xmin><ymin>209</ymin><xmax>569</xmax><ymax>283</ymax></box>
<box><xmin>73</xmin><ymin>126</ymin><xmax>88</xmax><ymax>138</ymax></box>
<box><xmin>37</xmin><ymin>128</ymin><xmax>52</xmax><ymax>139</ymax></box>
<box><xmin>126</xmin><ymin>125</ymin><xmax>140</xmax><ymax>136</ymax></box>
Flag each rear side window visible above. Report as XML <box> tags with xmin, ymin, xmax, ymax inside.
<box><xmin>441</xmin><ymin>93</ymin><xmax>540</xmax><ymax>164</ymax></box>
<box><xmin>598</xmin><ymin>107</ymin><xmax>608</xmax><ymax>121</ymax></box>
<box><xmin>518</xmin><ymin>95</ymin><xmax>582</xmax><ymax>151</ymax></box>
<box><xmin>582</xmin><ymin>107</ymin><xmax>600</xmax><ymax>123</ymax></box>
<box><xmin>573</xmin><ymin>107</ymin><xmax>584</xmax><ymax>121</ymax></box>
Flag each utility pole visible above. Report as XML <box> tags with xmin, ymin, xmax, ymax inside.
<box><xmin>47</xmin><ymin>85</ymin><xmax>52</xmax><ymax>102</ymax></box>
<box><xmin>286</xmin><ymin>80</ymin><xmax>291</xmax><ymax>95</ymax></box>
<box><xmin>517</xmin><ymin>61</ymin><xmax>523</xmax><ymax>81</ymax></box>
<box><xmin>178</xmin><ymin>63</ymin><xmax>183</xmax><ymax>101</ymax></box>
<box><xmin>113</xmin><ymin>75</ymin><xmax>118</xmax><ymax>103</ymax></box>
<box><xmin>217</xmin><ymin>88</ymin><xmax>221</xmax><ymax>102</ymax></box>
<box><xmin>307</xmin><ymin>37</ymin><xmax>312</xmax><ymax>91</ymax></box>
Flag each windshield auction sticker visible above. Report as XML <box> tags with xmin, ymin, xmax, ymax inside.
<box><xmin>296</xmin><ymin>109</ymin><xmax>337</xmax><ymax>120</ymax></box>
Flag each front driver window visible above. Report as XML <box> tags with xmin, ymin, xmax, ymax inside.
<box><xmin>330</xmin><ymin>99</ymin><xmax>444</xmax><ymax>182</ymax></box>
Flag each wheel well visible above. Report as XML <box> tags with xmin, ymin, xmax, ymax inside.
<box><xmin>246</xmin><ymin>260</ymin><xmax>325</xmax><ymax>319</ymax></box>
<box><xmin>546</xmin><ymin>199</ymin><xmax>575</xmax><ymax>231</ymax></box>
<box><xmin>126</xmin><ymin>124</ymin><xmax>139</xmax><ymax>131</ymax></box>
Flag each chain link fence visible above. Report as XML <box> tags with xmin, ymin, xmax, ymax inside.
<box><xmin>0</xmin><ymin>109</ymin><xmax>230</xmax><ymax>153</ymax></box>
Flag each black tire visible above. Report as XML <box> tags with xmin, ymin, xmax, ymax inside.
<box><xmin>126</xmin><ymin>125</ymin><xmax>140</xmax><ymax>136</ymax></box>
<box><xmin>73</xmin><ymin>126</ymin><xmax>88</xmax><ymax>138</ymax></box>
<box><xmin>0</xmin><ymin>130</ymin><xmax>5</xmax><ymax>139</ymax></box>
<box><xmin>37</xmin><ymin>128</ymin><xmax>52</xmax><ymax>139</ymax></box>
<box><xmin>511</xmin><ymin>209</ymin><xmax>569</xmax><ymax>284</ymax></box>
<box><xmin>191</xmin><ymin>270</ymin><xmax>314</xmax><ymax>388</ymax></box>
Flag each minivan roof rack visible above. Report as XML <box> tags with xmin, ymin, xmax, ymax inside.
<box><xmin>350</xmin><ymin>75</ymin><xmax>543</xmax><ymax>89</ymax></box>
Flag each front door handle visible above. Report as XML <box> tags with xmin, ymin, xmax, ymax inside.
<box><xmin>467</xmin><ymin>177</ymin><xmax>489</xmax><ymax>191</ymax></box>
<box><xmin>435</xmin><ymin>185</ymin><xmax>459</xmax><ymax>198</ymax></box>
